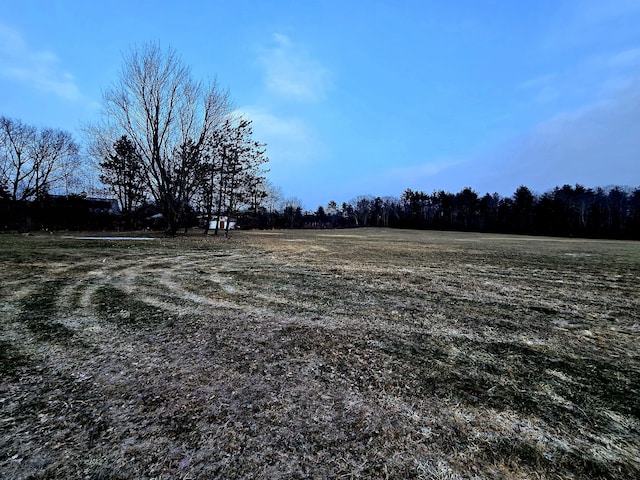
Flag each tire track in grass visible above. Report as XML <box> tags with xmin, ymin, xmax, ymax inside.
<box><xmin>17</xmin><ymin>280</ymin><xmax>76</xmax><ymax>343</ymax></box>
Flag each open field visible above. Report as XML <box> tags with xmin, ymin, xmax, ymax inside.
<box><xmin>1</xmin><ymin>228</ymin><xmax>639</xmax><ymax>479</ymax></box>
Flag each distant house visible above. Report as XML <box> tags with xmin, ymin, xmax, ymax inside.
<box><xmin>84</xmin><ymin>196</ymin><xmax>121</xmax><ymax>216</ymax></box>
<box><xmin>28</xmin><ymin>194</ymin><xmax>122</xmax><ymax>230</ymax></box>
<box><xmin>209</xmin><ymin>216</ymin><xmax>236</xmax><ymax>231</ymax></box>
<box><xmin>46</xmin><ymin>194</ymin><xmax>121</xmax><ymax>216</ymax></box>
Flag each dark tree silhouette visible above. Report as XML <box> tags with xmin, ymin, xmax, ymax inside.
<box><xmin>99</xmin><ymin>135</ymin><xmax>146</xmax><ymax>227</ymax></box>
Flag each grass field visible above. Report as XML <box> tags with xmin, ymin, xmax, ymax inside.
<box><xmin>1</xmin><ymin>228</ymin><xmax>639</xmax><ymax>479</ymax></box>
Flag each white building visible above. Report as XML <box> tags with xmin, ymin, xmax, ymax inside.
<box><xmin>209</xmin><ymin>216</ymin><xmax>236</xmax><ymax>230</ymax></box>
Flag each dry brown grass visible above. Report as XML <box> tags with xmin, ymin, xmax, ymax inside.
<box><xmin>1</xmin><ymin>229</ymin><xmax>639</xmax><ymax>479</ymax></box>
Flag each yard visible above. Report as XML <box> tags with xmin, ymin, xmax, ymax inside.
<box><xmin>1</xmin><ymin>229</ymin><xmax>638</xmax><ymax>479</ymax></box>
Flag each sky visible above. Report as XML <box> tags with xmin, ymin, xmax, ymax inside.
<box><xmin>1</xmin><ymin>0</ymin><xmax>639</xmax><ymax>209</ymax></box>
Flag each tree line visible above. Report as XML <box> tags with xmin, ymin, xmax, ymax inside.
<box><xmin>298</xmin><ymin>184</ymin><xmax>640</xmax><ymax>239</ymax></box>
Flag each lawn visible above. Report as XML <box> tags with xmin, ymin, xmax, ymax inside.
<box><xmin>1</xmin><ymin>229</ymin><xmax>639</xmax><ymax>479</ymax></box>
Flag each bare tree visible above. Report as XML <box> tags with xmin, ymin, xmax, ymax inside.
<box><xmin>91</xmin><ymin>43</ymin><xmax>230</xmax><ymax>234</ymax></box>
<box><xmin>218</xmin><ymin>118</ymin><xmax>268</xmax><ymax>236</ymax></box>
<box><xmin>0</xmin><ymin>117</ymin><xmax>35</xmax><ymax>201</ymax></box>
<box><xmin>380</xmin><ymin>196</ymin><xmax>399</xmax><ymax>227</ymax></box>
<box><xmin>352</xmin><ymin>195</ymin><xmax>374</xmax><ymax>226</ymax></box>
<box><xmin>0</xmin><ymin>116</ymin><xmax>81</xmax><ymax>202</ymax></box>
<box><xmin>283</xmin><ymin>197</ymin><xmax>304</xmax><ymax>228</ymax></box>
<box><xmin>245</xmin><ymin>175</ymin><xmax>268</xmax><ymax>218</ymax></box>
<box><xmin>263</xmin><ymin>180</ymin><xmax>283</xmax><ymax>229</ymax></box>
<box><xmin>200</xmin><ymin>117</ymin><xmax>268</xmax><ymax>236</ymax></box>
<box><xmin>326</xmin><ymin>200</ymin><xmax>339</xmax><ymax>227</ymax></box>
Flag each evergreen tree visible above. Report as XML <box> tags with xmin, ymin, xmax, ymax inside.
<box><xmin>99</xmin><ymin>135</ymin><xmax>146</xmax><ymax>227</ymax></box>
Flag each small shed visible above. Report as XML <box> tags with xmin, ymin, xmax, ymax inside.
<box><xmin>209</xmin><ymin>216</ymin><xmax>236</xmax><ymax>230</ymax></box>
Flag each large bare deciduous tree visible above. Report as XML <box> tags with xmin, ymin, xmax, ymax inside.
<box><xmin>0</xmin><ymin>116</ymin><xmax>81</xmax><ymax>202</ymax></box>
<box><xmin>91</xmin><ymin>43</ymin><xmax>231</xmax><ymax>234</ymax></box>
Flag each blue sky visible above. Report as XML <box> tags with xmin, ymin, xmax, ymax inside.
<box><xmin>1</xmin><ymin>0</ymin><xmax>639</xmax><ymax>209</ymax></box>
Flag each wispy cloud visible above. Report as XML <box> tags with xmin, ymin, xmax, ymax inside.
<box><xmin>0</xmin><ymin>23</ymin><xmax>82</xmax><ymax>101</ymax></box>
<box><xmin>476</xmin><ymin>78</ymin><xmax>640</xmax><ymax>194</ymax></box>
<box><xmin>593</xmin><ymin>47</ymin><xmax>640</xmax><ymax>94</ymax></box>
<box><xmin>519</xmin><ymin>44</ymin><xmax>640</xmax><ymax>109</ymax></box>
<box><xmin>236</xmin><ymin>105</ymin><xmax>326</xmax><ymax>169</ymax></box>
<box><xmin>606</xmin><ymin>47</ymin><xmax>640</xmax><ymax>68</ymax></box>
<box><xmin>241</xmin><ymin>33</ymin><xmax>333</xmax><ymax>193</ymax></box>
<box><xmin>542</xmin><ymin>0</ymin><xmax>640</xmax><ymax>52</ymax></box>
<box><xmin>370</xmin><ymin>74</ymin><xmax>640</xmax><ymax>198</ymax></box>
<box><xmin>572</xmin><ymin>0</ymin><xmax>640</xmax><ymax>27</ymax></box>
<box><xmin>527</xmin><ymin>1</ymin><xmax>640</xmax><ymax>110</ymax></box>
<box><xmin>519</xmin><ymin>74</ymin><xmax>557</xmax><ymax>90</ymax></box>
<box><xmin>519</xmin><ymin>73</ymin><xmax>560</xmax><ymax>104</ymax></box>
<box><xmin>382</xmin><ymin>160</ymin><xmax>462</xmax><ymax>188</ymax></box>
<box><xmin>258</xmin><ymin>33</ymin><xmax>331</xmax><ymax>102</ymax></box>
<box><xmin>326</xmin><ymin>157</ymin><xmax>467</xmax><ymax>200</ymax></box>
<box><xmin>235</xmin><ymin>104</ymin><xmax>331</xmax><ymax>204</ymax></box>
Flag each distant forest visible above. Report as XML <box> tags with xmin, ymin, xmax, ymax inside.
<box><xmin>2</xmin><ymin>183</ymin><xmax>640</xmax><ymax>240</ymax></box>
<box><xmin>282</xmin><ymin>184</ymin><xmax>640</xmax><ymax>239</ymax></box>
